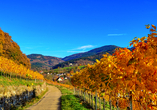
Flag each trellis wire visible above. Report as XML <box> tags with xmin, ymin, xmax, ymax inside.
<box><xmin>73</xmin><ymin>88</ymin><xmax>135</xmax><ymax>110</ymax></box>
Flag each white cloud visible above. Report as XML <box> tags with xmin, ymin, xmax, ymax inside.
<box><xmin>67</xmin><ymin>45</ymin><xmax>95</xmax><ymax>53</ymax></box>
<box><xmin>77</xmin><ymin>45</ymin><xmax>94</xmax><ymax>50</ymax></box>
<box><xmin>67</xmin><ymin>51</ymin><xmax>85</xmax><ymax>53</ymax></box>
<box><xmin>107</xmin><ymin>34</ymin><xmax>126</xmax><ymax>36</ymax></box>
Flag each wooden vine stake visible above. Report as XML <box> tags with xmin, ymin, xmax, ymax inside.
<box><xmin>92</xmin><ymin>94</ymin><xmax>94</xmax><ymax>109</ymax></box>
<box><xmin>109</xmin><ymin>94</ymin><xmax>112</xmax><ymax>110</ymax></box>
<box><xmin>84</xmin><ymin>91</ymin><xmax>85</xmax><ymax>102</ymax></box>
<box><xmin>129</xmin><ymin>91</ymin><xmax>133</xmax><ymax>110</ymax></box>
<box><xmin>116</xmin><ymin>99</ymin><xmax>119</xmax><ymax>110</ymax></box>
<box><xmin>95</xmin><ymin>90</ymin><xmax>97</xmax><ymax>110</ymax></box>
<box><xmin>99</xmin><ymin>97</ymin><xmax>101</xmax><ymax>110</ymax></box>
<box><xmin>103</xmin><ymin>98</ymin><xmax>105</xmax><ymax>110</ymax></box>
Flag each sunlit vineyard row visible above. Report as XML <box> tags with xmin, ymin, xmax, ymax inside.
<box><xmin>71</xmin><ymin>24</ymin><xmax>157</xmax><ymax>110</ymax></box>
<box><xmin>0</xmin><ymin>56</ymin><xmax>44</xmax><ymax>80</ymax></box>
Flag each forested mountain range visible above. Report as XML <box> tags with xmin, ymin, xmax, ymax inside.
<box><xmin>28</xmin><ymin>45</ymin><xmax>130</xmax><ymax>70</ymax></box>
<box><xmin>62</xmin><ymin>45</ymin><xmax>119</xmax><ymax>61</ymax></box>
<box><xmin>27</xmin><ymin>54</ymin><xmax>64</xmax><ymax>71</ymax></box>
<box><xmin>52</xmin><ymin>45</ymin><xmax>122</xmax><ymax>69</ymax></box>
<box><xmin>52</xmin><ymin>46</ymin><xmax>134</xmax><ymax>69</ymax></box>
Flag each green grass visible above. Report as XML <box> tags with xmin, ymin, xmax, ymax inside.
<box><xmin>63</xmin><ymin>66</ymin><xmax>85</xmax><ymax>70</ymax></box>
<box><xmin>50</xmin><ymin>84</ymin><xmax>93</xmax><ymax>110</ymax></box>
<box><xmin>61</xmin><ymin>95</ymin><xmax>91</xmax><ymax>110</ymax></box>
<box><xmin>0</xmin><ymin>75</ymin><xmax>43</xmax><ymax>87</ymax></box>
<box><xmin>53</xmin><ymin>65</ymin><xmax>85</xmax><ymax>72</ymax></box>
<box><xmin>55</xmin><ymin>85</ymin><xmax>74</xmax><ymax>95</ymax></box>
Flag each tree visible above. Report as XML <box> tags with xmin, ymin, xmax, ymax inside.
<box><xmin>0</xmin><ymin>29</ymin><xmax>31</xmax><ymax>69</ymax></box>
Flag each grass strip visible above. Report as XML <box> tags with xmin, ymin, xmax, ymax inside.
<box><xmin>55</xmin><ymin>85</ymin><xmax>74</xmax><ymax>95</ymax></box>
<box><xmin>0</xmin><ymin>75</ymin><xmax>43</xmax><ymax>87</ymax></box>
<box><xmin>61</xmin><ymin>95</ymin><xmax>91</xmax><ymax>110</ymax></box>
<box><xmin>48</xmin><ymin>84</ymin><xmax>92</xmax><ymax>110</ymax></box>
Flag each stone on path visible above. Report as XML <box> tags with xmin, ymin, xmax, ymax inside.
<box><xmin>25</xmin><ymin>85</ymin><xmax>62</xmax><ymax>110</ymax></box>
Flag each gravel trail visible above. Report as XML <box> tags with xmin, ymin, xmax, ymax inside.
<box><xmin>25</xmin><ymin>85</ymin><xmax>62</xmax><ymax>110</ymax></box>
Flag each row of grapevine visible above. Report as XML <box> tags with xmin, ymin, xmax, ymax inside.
<box><xmin>0</xmin><ymin>56</ymin><xmax>44</xmax><ymax>80</ymax></box>
<box><xmin>71</xmin><ymin>24</ymin><xmax>157</xmax><ymax>109</ymax></box>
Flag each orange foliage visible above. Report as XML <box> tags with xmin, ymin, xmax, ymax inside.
<box><xmin>71</xmin><ymin>24</ymin><xmax>157</xmax><ymax>109</ymax></box>
<box><xmin>0</xmin><ymin>56</ymin><xmax>44</xmax><ymax>80</ymax></box>
<box><xmin>0</xmin><ymin>28</ymin><xmax>31</xmax><ymax>69</ymax></box>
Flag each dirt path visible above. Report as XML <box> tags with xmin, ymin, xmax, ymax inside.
<box><xmin>25</xmin><ymin>85</ymin><xmax>62</xmax><ymax>110</ymax></box>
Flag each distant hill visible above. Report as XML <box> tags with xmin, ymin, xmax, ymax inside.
<box><xmin>28</xmin><ymin>45</ymin><xmax>134</xmax><ymax>70</ymax></box>
<box><xmin>52</xmin><ymin>46</ymin><xmax>134</xmax><ymax>69</ymax></box>
<box><xmin>62</xmin><ymin>45</ymin><xmax>119</xmax><ymax>61</ymax></box>
<box><xmin>52</xmin><ymin>45</ymin><xmax>120</xmax><ymax>69</ymax></box>
<box><xmin>0</xmin><ymin>29</ymin><xmax>31</xmax><ymax>69</ymax></box>
<box><xmin>27</xmin><ymin>54</ymin><xmax>64</xmax><ymax>71</ymax></box>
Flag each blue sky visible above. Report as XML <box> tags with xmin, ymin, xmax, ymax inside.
<box><xmin>0</xmin><ymin>0</ymin><xmax>157</xmax><ymax>58</ymax></box>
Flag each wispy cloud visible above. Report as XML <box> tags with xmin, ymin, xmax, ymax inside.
<box><xmin>67</xmin><ymin>51</ymin><xmax>85</xmax><ymax>53</ymax></box>
<box><xmin>67</xmin><ymin>45</ymin><xmax>94</xmax><ymax>53</ymax></box>
<box><xmin>76</xmin><ymin>45</ymin><xmax>94</xmax><ymax>50</ymax></box>
<box><xmin>107</xmin><ymin>34</ymin><xmax>126</xmax><ymax>36</ymax></box>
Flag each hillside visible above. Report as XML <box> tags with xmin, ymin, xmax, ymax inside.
<box><xmin>27</xmin><ymin>54</ymin><xmax>64</xmax><ymax>71</ymax></box>
<box><xmin>28</xmin><ymin>45</ymin><xmax>119</xmax><ymax>70</ymax></box>
<box><xmin>62</xmin><ymin>45</ymin><xmax>119</xmax><ymax>61</ymax></box>
<box><xmin>52</xmin><ymin>45</ymin><xmax>120</xmax><ymax>69</ymax></box>
<box><xmin>0</xmin><ymin>29</ymin><xmax>31</xmax><ymax>69</ymax></box>
<box><xmin>28</xmin><ymin>45</ymin><xmax>134</xmax><ymax>70</ymax></box>
<box><xmin>52</xmin><ymin>46</ymin><xmax>134</xmax><ymax>69</ymax></box>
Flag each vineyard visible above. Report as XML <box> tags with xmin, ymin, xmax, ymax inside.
<box><xmin>0</xmin><ymin>56</ymin><xmax>44</xmax><ymax>80</ymax></box>
<box><xmin>1</xmin><ymin>24</ymin><xmax>157</xmax><ymax>109</ymax></box>
<box><xmin>71</xmin><ymin>24</ymin><xmax>157</xmax><ymax>110</ymax></box>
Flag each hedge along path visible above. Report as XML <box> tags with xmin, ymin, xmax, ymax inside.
<box><xmin>26</xmin><ymin>85</ymin><xmax>62</xmax><ymax>110</ymax></box>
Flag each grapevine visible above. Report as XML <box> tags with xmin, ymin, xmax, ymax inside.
<box><xmin>0</xmin><ymin>56</ymin><xmax>44</xmax><ymax>80</ymax></box>
<box><xmin>71</xmin><ymin>24</ymin><xmax>157</xmax><ymax>109</ymax></box>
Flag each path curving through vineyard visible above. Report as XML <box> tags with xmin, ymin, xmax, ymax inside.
<box><xmin>25</xmin><ymin>85</ymin><xmax>62</xmax><ymax>110</ymax></box>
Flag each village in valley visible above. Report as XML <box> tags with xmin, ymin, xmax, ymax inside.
<box><xmin>44</xmin><ymin>72</ymin><xmax>69</xmax><ymax>82</ymax></box>
<box><xmin>40</xmin><ymin>63</ymin><xmax>83</xmax><ymax>85</ymax></box>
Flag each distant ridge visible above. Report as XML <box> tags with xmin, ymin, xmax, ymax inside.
<box><xmin>27</xmin><ymin>54</ymin><xmax>64</xmax><ymax>71</ymax></box>
<box><xmin>27</xmin><ymin>45</ymin><xmax>134</xmax><ymax>70</ymax></box>
<box><xmin>62</xmin><ymin>45</ymin><xmax>119</xmax><ymax>61</ymax></box>
<box><xmin>52</xmin><ymin>45</ymin><xmax>120</xmax><ymax>69</ymax></box>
